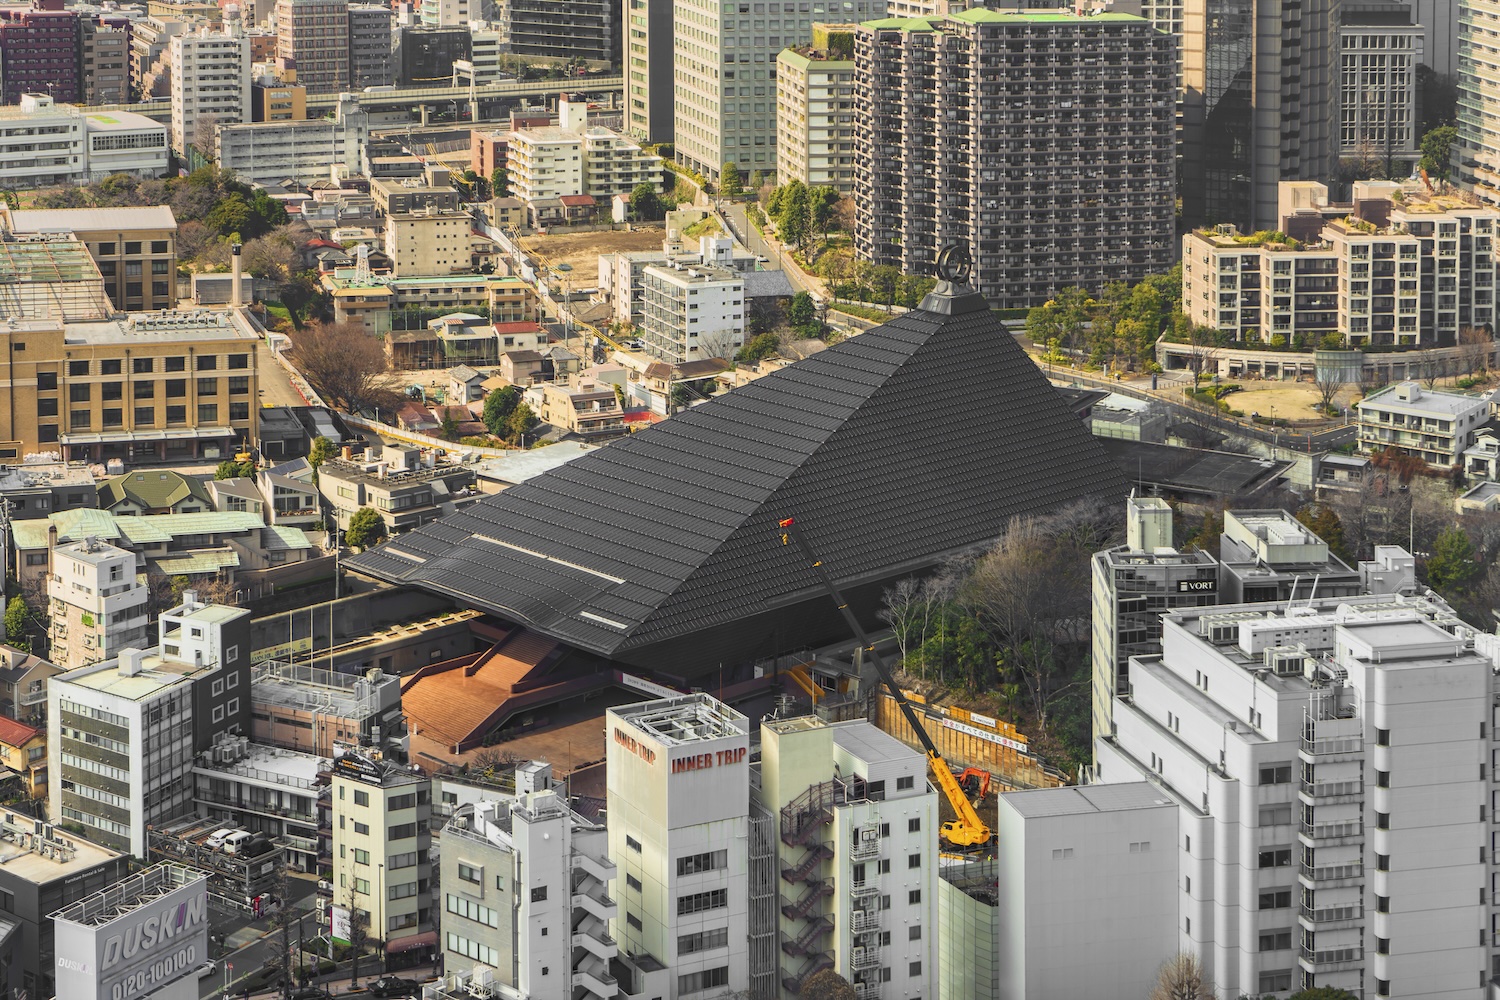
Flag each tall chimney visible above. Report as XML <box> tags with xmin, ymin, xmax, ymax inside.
<box><xmin>230</xmin><ymin>242</ymin><xmax>243</xmax><ymax>308</ymax></box>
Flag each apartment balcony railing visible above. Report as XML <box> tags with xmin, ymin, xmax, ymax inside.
<box><xmin>1300</xmin><ymin>778</ymin><xmax>1362</xmax><ymax>802</ymax></box>
<box><xmin>850</xmin><ymin>907</ymin><xmax>881</xmax><ymax>933</ymax></box>
<box><xmin>1300</xmin><ymin>734</ymin><xmax>1362</xmax><ymax>757</ymax></box>
<box><xmin>1300</xmin><ymin>901</ymin><xmax>1362</xmax><ymax>926</ymax></box>
<box><xmin>1300</xmin><ymin>861</ymin><xmax>1363</xmax><ymax>884</ymax></box>
<box><xmin>1299</xmin><ymin>945</ymin><xmax>1363</xmax><ymax>969</ymax></box>
<box><xmin>1300</xmin><ymin>819</ymin><xmax>1364</xmax><ymax>842</ymax></box>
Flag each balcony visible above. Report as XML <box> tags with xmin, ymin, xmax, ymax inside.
<box><xmin>572</xmin><ymin>925</ymin><xmax>616</xmax><ymax>962</ymax></box>
<box><xmin>1300</xmin><ymin>861</ymin><xmax>1363</xmax><ymax>885</ymax></box>
<box><xmin>572</xmin><ymin>965</ymin><xmax>616</xmax><ymax>998</ymax></box>
<box><xmin>572</xmin><ymin>851</ymin><xmax>615</xmax><ymax>884</ymax></box>
<box><xmin>849</xmin><ymin>944</ymin><xmax>882</xmax><ymax>970</ymax></box>
<box><xmin>1299</xmin><ymin>901</ymin><xmax>1363</xmax><ymax>929</ymax></box>
<box><xmin>1300</xmin><ymin>734</ymin><xmax>1362</xmax><ymax>759</ymax></box>
<box><xmin>1299</xmin><ymin>819</ymin><xmax>1364</xmax><ymax>845</ymax></box>
<box><xmin>850</xmin><ymin>836</ymin><xmax>881</xmax><ymax>861</ymax></box>
<box><xmin>1300</xmin><ymin>778</ymin><xmax>1362</xmax><ymax>804</ymax></box>
<box><xmin>850</xmin><ymin>907</ymin><xmax>881</xmax><ymax>933</ymax></box>
<box><xmin>1299</xmin><ymin>945</ymin><xmax>1363</xmax><ymax>971</ymax></box>
<box><xmin>571</xmin><ymin>884</ymin><xmax>617</xmax><ymax>922</ymax></box>
<box><xmin>853</xmin><ymin>983</ymin><xmax>882</xmax><ymax>1000</ymax></box>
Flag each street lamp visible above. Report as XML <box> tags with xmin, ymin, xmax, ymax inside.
<box><xmin>377</xmin><ymin>862</ymin><xmax>386</xmax><ymax>975</ymax></box>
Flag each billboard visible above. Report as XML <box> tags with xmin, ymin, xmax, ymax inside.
<box><xmin>53</xmin><ymin>870</ymin><xmax>210</xmax><ymax>1000</ymax></box>
<box><xmin>330</xmin><ymin>904</ymin><xmax>352</xmax><ymax>946</ymax></box>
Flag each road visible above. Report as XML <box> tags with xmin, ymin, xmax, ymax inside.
<box><xmin>721</xmin><ymin>203</ymin><xmax>820</xmax><ymax>299</ymax></box>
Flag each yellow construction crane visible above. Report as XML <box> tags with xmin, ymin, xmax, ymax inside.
<box><xmin>777</xmin><ymin>517</ymin><xmax>993</xmax><ymax>850</ymax></box>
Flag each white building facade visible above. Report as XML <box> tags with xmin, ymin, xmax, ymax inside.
<box><xmin>775</xmin><ymin>47</ymin><xmax>857</xmax><ymax>194</ymax></box>
<box><xmin>607</xmin><ymin>695</ymin><xmax>752</xmax><ymax>999</ymax></box>
<box><xmin>0</xmin><ymin>96</ymin><xmax>86</xmax><ymax>190</ymax></box>
<box><xmin>440</xmin><ymin>790</ymin><xmax>617</xmax><ymax>999</ymax></box>
<box><xmin>1356</xmin><ymin>380</ymin><xmax>1492</xmax><ymax>468</ymax></box>
<box><xmin>215</xmin><ymin>97</ymin><xmax>368</xmax><ymax>188</ymax></box>
<box><xmin>639</xmin><ymin>261</ymin><xmax>745</xmax><ymax>363</ymax></box>
<box><xmin>47</xmin><ymin>537</ymin><xmax>150</xmax><ymax>671</ymax></box>
<box><xmin>169</xmin><ymin>26</ymin><xmax>251</xmax><ymax>158</ymax></box>
<box><xmin>1095</xmin><ymin>593</ymin><xmax>1492</xmax><ymax>999</ymax></box>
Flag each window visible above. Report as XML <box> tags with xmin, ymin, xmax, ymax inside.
<box><xmin>36</xmin><ymin>398</ymin><xmax>57</xmax><ymax>417</ymax></box>
<box><xmin>102</xmin><ymin>382</ymin><xmax>121</xmax><ymax>400</ymax></box>
<box><xmin>389</xmin><ymin>851</ymin><xmax>418</xmax><ymax>869</ymax></box>
<box><xmin>1258</xmin><ymin>929</ymin><xmax>1292</xmax><ymax>951</ymax></box>
<box><xmin>101</xmin><ymin>359</ymin><xmax>121</xmax><ymax>375</ymax></box>
<box><xmin>1258</xmin><ymin>804</ymin><xmax>1292</xmax><ymax>826</ymax></box>
<box><xmin>198</xmin><ymin>403</ymin><xmax>218</xmax><ymax>423</ymax></box>
<box><xmin>1377</xmin><ymin>895</ymin><xmax>1390</xmax><ymax>912</ymax></box>
<box><xmin>446</xmin><ymin>932</ymin><xmax>497</xmax><ymax>967</ymax></box>
<box><xmin>626</xmin><ymin>912</ymin><xmax>642</xmax><ymax>930</ymax></box>
<box><xmin>908</xmin><ymin>962</ymin><xmax>922</xmax><ymax>977</ymax></box>
<box><xmin>1258</xmin><ymin>971</ymin><xmax>1293</xmax><ymax>993</ymax></box>
<box><xmin>353</xmin><ymin>849</ymin><xmax>369</xmax><ymax>865</ymax></box>
<box><xmin>1377</xmin><ymin>728</ymin><xmax>1390</xmax><ymax>746</ymax></box>
<box><xmin>897</xmin><ymin>775</ymin><xmax>914</xmax><ymax>790</ymax></box>
<box><xmin>445</xmin><ymin>894</ymin><xmax>497</xmax><ymax>927</ymax></box>
<box><xmin>354</xmin><ymin>878</ymin><xmax>370</xmax><ymax>894</ymax></box>
<box><xmin>1377</xmin><ymin>937</ymin><xmax>1390</xmax><ymax>955</ymax></box>
<box><xmin>678</xmin><ymin>889</ymin><xmax>728</xmax><ymax>915</ymax></box>
<box><xmin>164</xmin><ymin>356</ymin><xmax>185</xmax><ymax>371</ymax></box>
<box><xmin>457</xmin><ymin>862</ymin><xmax>482</xmax><ymax>883</ymax></box>
<box><xmin>678</xmin><ymin>850</ymin><xmax>728</xmax><ymax>876</ymax></box>
<box><xmin>626</xmin><ymin>874</ymin><xmax>642</xmax><ymax>892</ymax></box>
<box><xmin>165</xmin><ymin>405</ymin><xmax>185</xmax><ymax>425</ymax></box>
<box><xmin>132</xmin><ymin>358</ymin><xmax>153</xmax><ymax>374</ymax></box>
<box><xmin>134</xmin><ymin>381</ymin><xmax>154</xmax><ymax>398</ymax></box>
<box><xmin>908</xmin><ymin>853</ymin><xmax>920</xmax><ymax>869</ymax></box>
<box><xmin>197</xmin><ymin>377</ymin><xmax>218</xmax><ymax>395</ymax></box>
<box><xmin>230</xmin><ymin>402</ymin><xmax>250</xmax><ymax>421</ymax></box>
<box><xmin>229</xmin><ymin>353</ymin><xmax>249</xmax><ymax>369</ymax></box>
<box><xmin>134</xmin><ymin>406</ymin><xmax>153</xmax><ymax>426</ymax></box>
<box><xmin>37</xmin><ymin>371</ymin><xmax>57</xmax><ymax>390</ymax></box>
<box><xmin>1377</xmin><ymin>812</ymin><xmax>1390</xmax><ymax>830</ymax></box>
<box><xmin>679</xmin><ymin>928</ymin><xmax>729</xmax><ymax>953</ymax></box>
<box><xmin>354</xmin><ymin>822</ymin><xmax>369</xmax><ymax>835</ymax></box>
<box><xmin>908</xmin><ymin>889</ymin><xmax>921</xmax><ymax>904</ymax></box>
<box><xmin>908</xmin><ymin>818</ymin><xmax>920</xmax><ymax>833</ymax></box>
<box><xmin>625</xmin><ymin>835</ymin><xmax>642</xmax><ymax>852</ymax></box>
<box><xmin>1376</xmin><ymin>854</ymin><xmax>1390</xmax><ymax>871</ymax></box>
<box><xmin>877</xmin><ymin>859</ymin><xmax>890</xmax><ymax>875</ymax></box>
<box><xmin>880</xmin><ymin>823</ymin><xmax>890</xmax><ymax>837</ymax></box>
<box><xmin>1258</xmin><ymin>848</ymin><xmax>1292</xmax><ymax>868</ymax></box>
<box><xmin>197</xmin><ymin>355</ymin><xmax>217</xmax><ymax>370</ymax></box>
<box><xmin>353</xmin><ymin>790</ymin><xmax>369</xmax><ymax>807</ymax></box>
<box><xmin>1377</xmin><ymin>769</ymin><xmax>1390</xmax><ymax>788</ymax></box>
<box><xmin>678</xmin><ymin>967</ymin><xmax>729</xmax><ymax>995</ymax></box>
<box><xmin>68</xmin><ymin>360</ymin><xmax>89</xmax><ymax>377</ymax></box>
<box><xmin>1258</xmin><ymin>888</ymin><xmax>1292</xmax><ymax>909</ymax></box>
<box><xmin>909</xmin><ymin>925</ymin><xmax>922</xmax><ymax>940</ymax></box>
<box><xmin>1259</xmin><ymin>763</ymin><xmax>1292</xmax><ymax>784</ymax></box>
<box><xmin>530</xmin><ymin>886</ymin><xmax>548</xmax><ymax>902</ymax></box>
<box><xmin>389</xmin><ymin>823</ymin><xmax>416</xmax><ymax>840</ymax></box>
<box><xmin>151</xmin><ymin>240</ymin><xmax>168</xmax><ymax>254</ymax></box>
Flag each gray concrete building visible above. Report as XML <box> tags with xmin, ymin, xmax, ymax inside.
<box><xmin>855</xmin><ymin>10</ymin><xmax>1175</xmax><ymax>308</ymax></box>
<box><xmin>623</xmin><ymin>0</ymin><xmax>674</xmax><ymax>143</ymax></box>
<box><xmin>348</xmin><ymin>3</ymin><xmax>393</xmax><ymax>90</ymax></box>
<box><xmin>500</xmin><ymin>0</ymin><xmax>618</xmax><ymax>65</ymax></box>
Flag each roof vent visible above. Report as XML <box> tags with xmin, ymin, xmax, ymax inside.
<box><xmin>118</xmin><ymin>648</ymin><xmax>146</xmax><ymax>677</ymax></box>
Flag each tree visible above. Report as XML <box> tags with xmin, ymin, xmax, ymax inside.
<box><xmin>1427</xmin><ymin>525</ymin><xmax>1480</xmax><ymax>595</ymax></box>
<box><xmin>748</xmin><ymin>169</ymin><xmax>764</xmax><ymax>192</ymax></box>
<box><xmin>490</xmin><ymin>165</ymin><xmax>509</xmax><ymax>198</ymax></box>
<box><xmin>777</xmin><ymin>182</ymin><xmax>811</xmax><ymax>250</ymax></box>
<box><xmin>215</xmin><ymin>459</ymin><xmax>254</xmax><ymax>480</ymax></box>
<box><xmin>290</xmin><ymin>321</ymin><xmax>392</xmax><ymax>413</ymax></box>
<box><xmin>482</xmin><ymin>385</ymin><xmax>521</xmax><ymax>436</ymax></box>
<box><xmin>345</xmin><ymin>506</ymin><xmax>386</xmax><ymax>549</ymax></box>
<box><xmin>1295</xmin><ymin>504</ymin><xmax>1350</xmax><ymax>563</ymax></box>
<box><xmin>797</xmin><ymin>968</ymin><xmax>857</xmax><ymax>1000</ymax></box>
<box><xmin>242</xmin><ymin>227</ymin><xmax>301</xmax><ymax>283</ymax></box>
<box><xmin>438</xmin><ymin>409</ymin><xmax>460</xmax><ymax>441</ymax></box>
<box><xmin>507</xmin><ymin>403</ymin><xmax>539</xmax><ymax>445</ymax></box>
<box><xmin>1287</xmin><ymin>989</ymin><xmax>1360</xmax><ymax>1000</ymax></box>
<box><xmin>809</xmin><ymin>185</ymin><xmax>839</xmax><ymax>241</ymax></box>
<box><xmin>1458</xmin><ymin>325</ymin><xmax>1494</xmax><ymax>374</ymax></box>
<box><xmin>736</xmin><ymin>331</ymin><xmax>780</xmax><ymax>363</ymax></box>
<box><xmin>4</xmin><ymin>597</ymin><xmax>28</xmax><ymax>651</ymax></box>
<box><xmin>786</xmin><ymin>291</ymin><xmax>817</xmax><ymax>332</ymax></box>
<box><xmin>1419</xmin><ymin>124</ymin><xmax>1458</xmax><ymax>179</ymax></box>
<box><xmin>1313</xmin><ymin>368</ymin><xmax>1346</xmax><ymax>414</ymax></box>
<box><xmin>1149</xmin><ymin>953</ymin><xmax>1213</xmax><ymax>1000</ymax></box>
<box><xmin>720</xmin><ymin>161</ymin><xmax>742</xmax><ymax>197</ymax></box>
<box><xmin>309</xmin><ymin>435</ymin><xmax>336</xmax><ymax>473</ymax></box>
<box><xmin>631</xmin><ymin>182</ymin><xmax>663</xmax><ymax>222</ymax></box>
<box><xmin>341</xmin><ymin>885</ymin><xmax>371</xmax><ymax>989</ymax></box>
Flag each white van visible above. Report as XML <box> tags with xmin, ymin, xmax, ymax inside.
<box><xmin>204</xmin><ymin>828</ymin><xmax>234</xmax><ymax>850</ymax></box>
<box><xmin>221</xmin><ymin>831</ymin><xmax>253</xmax><ymax>854</ymax></box>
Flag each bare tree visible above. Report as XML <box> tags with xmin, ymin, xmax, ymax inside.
<box><xmin>243</xmin><ymin>227</ymin><xmax>302</xmax><ymax>284</ymax></box>
<box><xmin>695</xmin><ymin>329</ymin><xmax>742</xmax><ymax>362</ymax></box>
<box><xmin>1181</xmin><ymin>324</ymin><xmax>1222</xmax><ymax>382</ymax></box>
<box><xmin>1149</xmin><ymin>953</ymin><xmax>1213</xmax><ymax>1000</ymax></box>
<box><xmin>1419</xmin><ymin>354</ymin><xmax>1448</xmax><ymax>389</ymax></box>
<box><xmin>1459</xmin><ymin>326</ymin><xmax>1495</xmax><ymax>376</ymax></box>
<box><xmin>290</xmin><ymin>321</ymin><xmax>395</xmax><ymax>414</ymax></box>
<box><xmin>343</xmin><ymin>884</ymin><xmax>371</xmax><ymax>989</ymax></box>
<box><xmin>1314</xmin><ymin>368</ymin><xmax>1346</xmax><ymax>414</ymax></box>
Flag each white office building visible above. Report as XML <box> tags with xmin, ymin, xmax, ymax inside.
<box><xmin>506</xmin><ymin>98</ymin><xmax>664</xmax><ymax>207</ymax></box>
<box><xmin>47</xmin><ymin>596</ymin><xmax>253</xmax><ymax>858</ymax></box>
<box><xmin>1094</xmin><ymin>591</ymin><xmax>1492</xmax><ymax>999</ymax></box>
<box><xmin>639</xmin><ymin>260</ymin><xmax>745</xmax><ymax>363</ymax></box>
<box><xmin>169</xmin><ymin>25</ymin><xmax>251</xmax><ymax>158</ymax></box>
<box><xmin>84</xmin><ymin>110</ymin><xmax>170</xmax><ymax>182</ymax></box>
<box><xmin>607</xmin><ymin>695</ymin><xmax>752</xmax><ymax>1000</ymax></box>
<box><xmin>1357</xmin><ymin>380</ymin><xmax>1493</xmax><ymax>469</ymax></box>
<box><xmin>756</xmin><ymin>715</ymin><xmax>938</xmax><ymax>999</ymax></box>
<box><xmin>439</xmin><ymin>790</ymin><xmax>617</xmax><ymax>999</ymax></box>
<box><xmin>0</xmin><ymin>96</ymin><xmax>86</xmax><ymax>191</ymax></box>
<box><xmin>47</xmin><ymin>536</ymin><xmax>150</xmax><ymax>671</ymax></box>
<box><xmin>215</xmin><ymin>96</ymin><xmax>368</xmax><ymax>188</ymax></box>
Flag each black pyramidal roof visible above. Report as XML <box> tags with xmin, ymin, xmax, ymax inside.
<box><xmin>348</xmin><ymin>284</ymin><xmax>1128</xmax><ymax>677</ymax></box>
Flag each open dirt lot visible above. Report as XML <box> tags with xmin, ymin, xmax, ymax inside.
<box><xmin>520</xmin><ymin>227</ymin><xmax>667</xmax><ymax>275</ymax></box>
<box><xmin>1226</xmin><ymin>383</ymin><xmax>1359</xmax><ymax>422</ymax></box>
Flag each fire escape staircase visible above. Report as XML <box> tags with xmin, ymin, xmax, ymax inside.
<box><xmin>781</xmin><ymin>879</ymin><xmax>834</xmax><ymax>921</ymax></box>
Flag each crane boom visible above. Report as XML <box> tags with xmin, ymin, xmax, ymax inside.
<box><xmin>777</xmin><ymin>517</ymin><xmax>993</xmax><ymax>848</ymax></box>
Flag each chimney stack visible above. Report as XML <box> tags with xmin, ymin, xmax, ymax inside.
<box><xmin>230</xmin><ymin>243</ymin><xmax>243</xmax><ymax>309</ymax></box>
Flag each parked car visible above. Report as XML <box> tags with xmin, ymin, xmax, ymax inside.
<box><xmin>195</xmin><ymin>960</ymin><xmax>217</xmax><ymax>979</ymax></box>
<box><xmin>204</xmin><ymin>828</ymin><xmax>234</xmax><ymax>850</ymax></box>
<box><xmin>368</xmin><ymin>976</ymin><xmax>422</xmax><ymax>998</ymax></box>
<box><xmin>288</xmin><ymin>987</ymin><xmax>332</xmax><ymax>1000</ymax></box>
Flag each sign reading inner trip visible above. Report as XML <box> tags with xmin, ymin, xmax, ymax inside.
<box><xmin>613</xmin><ymin>727</ymin><xmax>656</xmax><ymax>765</ymax></box>
<box><xmin>670</xmin><ymin>747</ymin><xmax>747</xmax><ymax>774</ymax></box>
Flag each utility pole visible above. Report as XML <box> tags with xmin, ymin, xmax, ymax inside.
<box><xmin>279</xmin><ymin>866</ymin><xmax>293</xmax><ymax>1000</ymax></box>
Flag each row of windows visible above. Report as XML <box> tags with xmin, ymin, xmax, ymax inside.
<box><xmin>446</xmin><ymin>892</ymin><xmax>498</xmax><ymax>928</ymax></box>
<box><xmin>57</xmin><ymin>354</ymin><xmax>246</xmax><ymax>376</ymax></box>
<box><xmin>678</xmin><ymin>888</ymin><xmax>727</xmax><ymax>915</ymax></box>
<box><xmin>446</xmin><ymin>932</ymin><xmax>497</xmax><ymax>968</ymax></box>
<box><xmin>42</xmin><ymin>402</ymin><xmax>251</xmax><ymax>431</ymax></box>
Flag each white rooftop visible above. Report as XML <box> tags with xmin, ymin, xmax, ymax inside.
<box><xmin>10</xmin><ymin>205</ymin><xmax>176</xmax><ymax>233</ymax></box>
<box><xmin>1002</xmin><ymin>781</ymin><xmax>1176</xmax><ymax>819</ymax></box>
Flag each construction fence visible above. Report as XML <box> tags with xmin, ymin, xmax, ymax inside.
<box><xmin>874</xmin><ymin>690</ymin><xmax>1066</xmax><ymax>792</ymax></box>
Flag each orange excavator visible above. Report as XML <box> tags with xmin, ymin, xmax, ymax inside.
<box><xmin>778</xmin><ymin>516</ymin><xmax>993</xmax><ymax>850</ymax></box>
